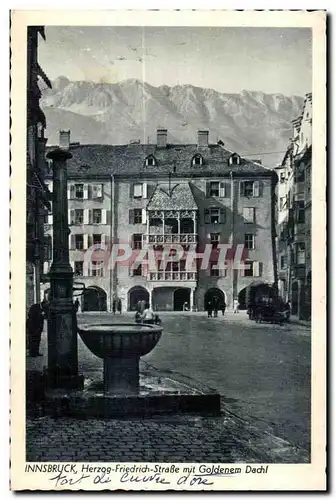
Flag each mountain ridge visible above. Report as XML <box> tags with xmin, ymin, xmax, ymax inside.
<box><xmin>41</xmin><ymin>77</ymin><xmax>305</xmax><ymax>167</ymax></box>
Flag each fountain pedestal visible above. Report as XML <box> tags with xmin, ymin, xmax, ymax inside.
<box><xmin>104</xmin><ymin>356</ymin><xmax>140</xmax><ymax>395</ymax></box>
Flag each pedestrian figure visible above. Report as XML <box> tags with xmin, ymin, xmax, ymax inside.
<box><xmin>135</xmin><ymin>311</ymin><xmax>142</xmax><ymax>324</ymax></box>
<box><xmin>221</xmin><ymin>301</ymin><xmax>226</xmax><ymax>316</ymax></box>
<box><xmin>26</xmin><ymin>303</ymin><xmax>44</xmax><ymax>357</ymax></box>
<box><xmin>117</xmin><ymin>298</ymin><xmax>122</xmax><ymax>314</ymax></box>
<box><xmin>284</xmin><ymin>301</ymin><xmax>291</xmax><ymax>321</ymax></box>
<box><xmin>213</xmin><ymin>296</ymin><xmax>219</xmax><ymax>318</ymax></box>
<box><xmin>41</xmin><ymin>297</ymin><xmax>49</xmax><ymax>320</ymax></box>
<box><xmin>206</xmin><ymin>299</ymin><xmax>213</xmax><ymax>318</ymax></box>
<box><xmin>141</xmin><ymin>303</ymin><xmax>155</xmax><ymax>324</ymax></box>
<box><xmin>140</xmin><ymin>299</ymin><xmax>146</xmax><ymax>314</ymax></box>
<box><xmin>112</xmin><ymin>298</ymin><xmax>116</xmax><ymax>315</ymax></box>
<box><xmin>74</xmin><ymin>298</ymin><xmax>80</xmax><ymax>313</ymax></box>
<box><xmin>183</xmin><ymin>301</ymin><xmax>189</xmax><ymax>311</ymax></box>
<box><xmin>233</xmin><ymin>298</ymin><xmax>239</xmax><ymax>313</ymax></box>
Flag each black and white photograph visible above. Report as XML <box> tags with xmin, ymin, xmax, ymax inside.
<box><xmin>10</xmin><ymin>9</ymin><xmax>326</xmax><ymax>491</ymax></box>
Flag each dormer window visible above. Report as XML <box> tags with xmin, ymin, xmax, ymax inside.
<box><xmin>228</xmin><ymin>153</ymin><xmax>240</xmax><ymax>166</ymax></box>
<box><xmin>192</xmin><ymin>154</ymin><xmax>204</xmax><ymax>166</ymax></box>
<box><xmin>145</xmin><ymin>155</ymin><xmax>157</xmax><ymax>167</ymax></box>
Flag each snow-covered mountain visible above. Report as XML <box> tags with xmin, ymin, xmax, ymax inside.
<box><xmin>41</xmin><ymin>77</ymin><xmax>305</xmax><ymax>167</ymax></box>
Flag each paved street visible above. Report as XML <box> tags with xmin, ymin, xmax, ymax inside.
<box><xmin>75</xmin><ymin>311</ymin><xmax>310</xmax><ymax>450</ymax></box>
<box><xmin>27</xmin><ymin>311</ymin><xmax>310</xmax><ymax>462</ymax></box>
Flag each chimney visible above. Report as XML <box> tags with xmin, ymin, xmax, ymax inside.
<box><xmin>157</xmin><ymin>128</ymin><xmax>167</xmax><ymax>148</ymax></box>
<box><xmin>198</xmin><ymin>130</ymin><xmax>209</xmax><ymax>147</ymax></box>
<box><xmin>59</xmin><ymin>130</ymin><xmax>70</xmax><ymax>150</ymax></box>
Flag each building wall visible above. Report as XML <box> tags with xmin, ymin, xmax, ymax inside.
<box><xmin>276</xmin><ymin>93</ymin><xmax>312</xmax><ymax>319</ymax></box>
<box><xmin>26</xmin><ymin>27</ymin><xmax>50</xmax><ymax>313</ymax></box>
<box><xmin>44</xmin><ymin>171</ymin><xmax>276</xmax><ymax>312</ymax></box>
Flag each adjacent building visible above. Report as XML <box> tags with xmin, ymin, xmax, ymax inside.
<box><xmin>275</xmin><ymin>93</ymin><xmax>312</xmax><ymax>320</ymax></box>
<box><xmin>26</xmin><ymin>26</ymin><xmax>52</xmax><ymax>311</ymax></box>
<box><xmin>44</xmin><ymin>129</ymin><xmax>278</xmax><ymax>312</ymax></box>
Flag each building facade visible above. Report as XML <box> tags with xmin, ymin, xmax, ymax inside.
<box><xmin>275</xmin><ymin>93</ymin><xmax>312</xmax><ymax>320</ymax></box>
<box><xmin>44</xmin><ymin>129</ymin><xmax>278</xmax><ymax>312</ymax></box>
<box><xmin>26</xmin><ymin>26</ymin><xmax>52</xmax><ymax>311</ymax></box>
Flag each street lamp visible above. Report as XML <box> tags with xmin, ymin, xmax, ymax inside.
<box><xmin>45</xmin><ymin>147</ymin><xmax>83</xmax><ymax>390</ymax></box>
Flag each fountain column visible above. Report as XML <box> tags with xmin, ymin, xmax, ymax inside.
<box><xmin>46</xmin><ymin>147</ymin><xmax>83</xmax><ymax>390</ymax></box>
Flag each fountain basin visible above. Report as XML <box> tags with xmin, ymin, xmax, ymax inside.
<box><xmin>77</xmin><ymin>323</ymin><xmax>163</xmax><ymax>395</ymax></box>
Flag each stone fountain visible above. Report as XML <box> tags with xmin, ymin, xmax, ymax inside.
<box><xmin>77</xmin><ymin>323</ymin><xmax>163</xmax><ymax>395</ymax></box>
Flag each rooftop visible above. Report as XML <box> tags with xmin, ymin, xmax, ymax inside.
<box><xmin>45</xmin><ymin>142</ymin><xmax>274</xmax><ymax>179</ymax></box>
<box><xmin>147</xmin><ymin>182</ymin><xmax>198</xmax><ymax>211</ymax></box>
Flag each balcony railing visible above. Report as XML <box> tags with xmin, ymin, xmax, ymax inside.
<box><xmin>148</xmin><ymin>271</ymin><xmax>197</xmax><ymax>281</ymax></box>
<box><xmin>143</xmin><ymin>233</ymin><xmax>197</xmax><ymax>245</ymax></box>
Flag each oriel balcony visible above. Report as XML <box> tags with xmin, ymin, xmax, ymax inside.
<box><xmin>144</xmin><ymin>208</ymin><xmax>198</xmax><ymax>247</ymax></box>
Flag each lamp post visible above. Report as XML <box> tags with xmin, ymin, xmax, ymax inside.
<box><xmin>46</xmin><ymin>147</ymin><xmax>83</xmax><ymax>390</ymax></box>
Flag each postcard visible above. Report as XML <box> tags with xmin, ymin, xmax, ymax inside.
<box><xmin>10</xmin><ymin>9</ymin><xmax>326</xmax><ymax>491</ymax></box>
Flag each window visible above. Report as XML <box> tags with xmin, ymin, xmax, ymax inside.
<box><xmin>210</xmin><ymin>263</ymin><xmax>219</xmax><ymax>277</ymax></box>
<box><xmin>90</xmin><ymin>261</ymin><xmax>104</xmax><ymax>277</ymax></box>
<box><xmin>243</xmin><ymin>207</ymin><xmax>255</xmax><ymax>223</ymax></box>
<box><xmin>91</xmin><ymin>184</ymin><xmax>103</xmax><ymax>199</ymax></box>
<box><xmin>92</xmin><ymin>234</ymin><xmax>101</xmax><ymax>245</ymax></box>
<box><xmin>75</xmin><ymin>184</ymin><xmax>84</xmax><ymax>199</ymax></box>
<box><xmin>229</xmin><ymin>153</ymin><xmax>240</xmax><ymax>166</ymax></box>
<box><xmin>75</xmin><ymin>235</ymin><xmax>84</xmax><ymax>250</ymax></box>
<box><xmin>295</xmin><ymin>201</ymin><xmax>305</xmax><ymax>223</ymax></box>
<box><xmin>91</xmin><ymin>209</ymin><xmax>102</xmax><ymax>224</ymax></box>
<box><xmin>244</xmin><ymin>234</ymin><xmax>255</xmax><ymax>250</ymax></box>
<box><xmin>243</xmin><ymin>261</ymin><xmax>262</xmax><ymax>277</ymax></box>
<box><xmin>207</xmin><ymin>181</ymin><xmax>226</xmax><ymax>197</ymax></box>
<box><xmin>133</xmin><ymin>209</ymin><xmax>142</xmax><ymax>224</ymax></box>
<box><xmin>132</xmin><ymin>264</ymin><xmax>142</xmax><ymax>276</ymax></box>
<box><xmin>204</xmin><ymin>208</ymin><xmax>225</xmax><ymax>224</ymax></box>
<box><xmin>44</xmin><ymin>207</ymin><xmax>52</xmax><ymax>224</ymax></box>
<box><xmin>192</xmin><ymin>154</ymin><xmax>203</xmax><ymax>166</ymax></box>
<box><xmin>210</xmin><ymin>233</ymin><xmax>220</xmax><ymax>249</ymax></box>
<box><xmin>280</xmin><ymin>255</ymin><xmax>287</xmax><ymax>269</ymax></box>
<box><xmin>241</xmin><ymin>181</ymin><xmax>261</xmax><ymax>197</ymax></box>
<box><xmin>210</xmin><ymin>182</ymin><xmax>219</xmax><ymax>197</ymax></box>
<box><xmin>244</xmin><ymin>260</ymin><xmax>253</xmax><ymax>277</ymax></box>
<box><xmin>280</xmin><ymin>172</ymin><xmax>286</xmax><ymax>183</ymax></box>
<box><xmin>280</xmin><ymin>225</ymin><xmax>288</xmax><ymax>241</ymax></box>
<box><xmin>145</xmin><ymin>156</ymin><xmax>156</xmax><ymax>167</ymax></box>
<box><xmin>74</xmin><ymin>261</ymin><xmax>83</xmax><ymax>276</ymax></box>
<box><xmin>133</xmin><ymin>183</ymin><xmax>143</xmax><ymax>198</ymax></box>
<box><xmin>132</xmin><ymin>234</ymin><xmax>142</xmax><ymax>250</ymax></box>
<box><xmin>74</xmin><ymin>209</ymin><xmax>83</xmax><ymax>225</ymax></box>
<box><xmin>44</xmin><ymin>236</ymin><xmax>52</xmax><ymax>261</ymax></box>
<box><xmin>296</xmin><ymin>242</ymin><xmax>306</xmax><ymax>265</ymax></box>
<box><xmin>280</xmin><ymin>197</ymin><xmax>287</xmax><ymax>210</ymax></box>
<box><xmin>295</xmin><ymin>168</ymin><xmax>305</xmax><ymax>182</ymax></box>
<box><xmin>243</xmin><ymin>181</ymin><xmax>253</xmax><ymax>197</ymax></box>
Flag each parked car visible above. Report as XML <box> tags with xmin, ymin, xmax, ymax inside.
<box><xmin>246</xmin><ymin>283</ymin><xmax>287</xmax><ymax>325</ymax></box>
<box><xmin>254</xmin><ymin>303</ymin><xmax>286</xmax><ymax>325</ymax></box>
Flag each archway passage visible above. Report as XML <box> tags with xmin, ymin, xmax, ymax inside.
<box><xmin>241</xmin><ymin>282</ymin><xmax>277</xmax><ymax>310</ymax></box>
<box><xmin>238</xmin><ymin>287</ymin><xmax>247</xmax><ymax>309</ymax></box>
<box><xmin>128</xmin><ymin>286</ymin><xmax>149</xmax><ymax>311</ymax></box>
<box><xmin>82</xmin><ymin>286</ymin><xmax>107</xmax><ymax>312</ymax></box>
<box><xmin>174</xmin><ymin>288</ymin><xmax>190</xmax><ymax>311</ymax></box>
<box><xmin>204</xmin><ymin>288</ymin><xmax>225</xmax><ymax>311</ymax></box>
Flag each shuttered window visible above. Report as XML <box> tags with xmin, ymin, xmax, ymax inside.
<box><xmin>243</xmin><ymin>207</ymin><xmax>255</xmax><ymax>223</ymax></box>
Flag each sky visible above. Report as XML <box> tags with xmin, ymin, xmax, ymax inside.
<box><xmin>39</xmin><ymin>26</ymin><xmax>312</xmax><ymax>97</ymax></box>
